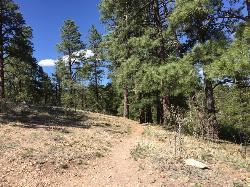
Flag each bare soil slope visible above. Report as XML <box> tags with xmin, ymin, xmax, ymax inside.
<box><xmin>0</xmin><ymin>106</ymin><xmax>249</xmax><ymax>187</ymax></box>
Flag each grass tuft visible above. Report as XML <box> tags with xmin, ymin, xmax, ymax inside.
<box><xmin>131</xmin><ymin>141</ymin><xmax>155</xmax><ymax>161</ymax></box>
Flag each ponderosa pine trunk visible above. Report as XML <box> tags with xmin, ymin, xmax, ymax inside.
<box><xmin>198</xmin><ymin>24</ymin><xmax>219</xmax><ymax>139</ymax></box>
<box><xmin>123</xmin><ymin>87</ymin><xmax>129</xmax><ymax>118</ymax></box>
<box><xmin>68</xmin><ymin>56</ymin><xmax>75</xmax><ymax>107</ymax></box>
<box><xmin>0</xmin><ymin>19</ymin><xmax>5</xmax><ymax>99</ymax></box>
<box><xmin>68</xmin><ymin>58</ymin><xmax>73</xmax><ymax>94</ymax></box>
<box><xmin>204</xmin><ymin>78</ymin><xmax>218</xmax><ymax>139</ymax></box>
<box><xmin>68</xmin><ymin>58</ymin><xmax>73</xmax><ymax>81</ymax></box>
<box><xmin>162</xmin><ymin>95</ymin><xmax>171</xmax><ymax>125</ymax></box>
<box><xmin>58</xmin><ymin>81</ymin><xmax>62</xmax><ymax>106</ymax></box>
<box><xmin>55</xmin><ymin>81</ymin><xmax>61</xmax><ymax>106</ymax></box>
<box><xmin>247</xmin><ymin>0</ymin><xmax>250</xmax><ymax>18</ymax></box>
<box><xmin>139</xmin><ymin>107</ymin><xmax>146</xmax><ymax>124</ymax></box>
<box><xmin>0</xmin><ymin>57</ymin><xmax>4</xmax><ymax>99</ymax></box>
<box><xmin>152</xmin><ymin>1</ymin><xmax>172</xmax><ymax>126</ymax></box>
<box><xmin>156</xmin><ymin>93</ymin><xmax>163</xmax><ymax>124</ymax></box>
<box><xmin>138</xmin><ymin>93</ymin><xmax>145</xmax><ymax>124</ymax></box>
<box><xmin>94</xmin><ymin>61</ymin><xmax>99</xmax><ymax>106</ymax></box>
<box><xmin>81</xmin><ymin>89</ymin><xmax>84</xmax><ymax>109</ymax></box>
<box><xmin>146</xmin><ymin>105</ymin><xmax>153</xmax><ymax>123</ymax></box>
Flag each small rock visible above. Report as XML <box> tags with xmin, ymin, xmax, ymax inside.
<box><xmin>151</xmin><ymin>179</ymin><xmax>156</xmax><ymax>183</ymax></box>
<box><xmin>185</xmin><ymin>159</ymin><xmax>209</xmax><ymax>169</ymax></box>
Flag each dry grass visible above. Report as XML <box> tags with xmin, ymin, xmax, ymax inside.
<box><xmin>1</xmin><ymin>106</ymin><xmax>249</xmax><ymax>187</ymax></box>
<box><xmin>131</xmin><ymin>126</ymin><xmax>250</xmax><ymax>187</ymax></box>
<box><xmin>0</xmin><ymin>106</ymin><xmax>131</xmax><ymax>187</ymax></box>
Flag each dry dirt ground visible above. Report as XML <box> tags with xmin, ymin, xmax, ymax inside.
<box><xmin>0</xmin><ymin>106</ymin><xmax>249</xmax><ymax>187</ymax></box>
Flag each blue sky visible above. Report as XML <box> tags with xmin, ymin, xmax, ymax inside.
<box><xmin>14</xmin><ymin>0</ymin><xmax>104</xmax><ymax>76</ymax></box>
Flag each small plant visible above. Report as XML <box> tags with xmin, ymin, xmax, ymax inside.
<box><xmin>224</xmin><ymin>155</ymin><xmax>249</xmax><ymax>170</ymax></box>
<box><xmin>195</xmin><ymin>184</ymin><xmax>203</xmax><ymax>187</ymax></box>
<box><xmin>51</xmin><ymin>133</ymin><xmax>66</xmax><ymax>142</ymax></box>
<box><xmin>201</xmin><ymin>153</ymin><xmax>214</xmax><ymax>163</ymax></box>
<box><xmin>143</xmin><ymin>127</ymin><xmax>157</xmax><ymax>138</ymax></box>
<box><xmin>131</xmin><ymin>141</ymin><xmax>155</xmax><ymax>161</ymax></box>
<box><xmin>143</xmin><ymin>127</ymin><xmax>167</xmax><ymax>141</ymax></box>
<box><xmin>126</xmin><ymin>126</ymin><xmax>132</xmax><ymax>135</ymax></box>
<box><xmin>95</xmin><ymin>151</ymin><xmax>104</xmax><ymax>158</ymax></box>
<box><xmin>233</xmin><ymin>180</ymin><xmax>248</xmax><ymax>187</ymax></box>
<box><xmin>170</xmin><ymin>106</ymin><xmax>184</xmax><ymax>158</ymax></box>
<box><xmin>59</xmin><ymin>163</ymin><xmax>69</xmax><ymax>169</ymax></box>
<box><xmin>21</xmin><ymin>148</ymin><xmax>35</xmax><ymax>159</ymax></box>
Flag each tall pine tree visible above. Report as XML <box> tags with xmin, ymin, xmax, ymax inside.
<box><xmin>0</xmin><ymin>0</ymin><xmax>32</xmax><ymax>99</ymax></box>
<box><xmin>56</xmin><ymin>20</ymin><xmax>85</xmax><ymax>108</ymax></box>
<box><xmin>87</xmin><ymin>25</ymin><xmax>104</xmax><ymax>111</ymax></box>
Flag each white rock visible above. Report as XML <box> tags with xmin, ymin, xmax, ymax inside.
<box><xmin>184</xmin><ymin>159</ymin><xmax>209</xmax><ymax>169</ymax></box>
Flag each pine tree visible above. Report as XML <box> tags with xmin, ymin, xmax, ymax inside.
<box><xmin>1</xmin><ymin>4</ymin><xmax>43</xmax><ymax>105</ymax></box>
<box><xmin>168</xmin><ymin>0</ymin><xmax>245</xmax><ymax>138</ymax></box>
<box><xmin>56</xmin><ymin>20</ymin><xmax>85</xmax><ymax>108</ymax></box>
<box><xmin>87</xmin><ymin>25</ymin><xmax>104</xmax><ymax>111</ymax></box>
<box><xmin>0</xmin><ymin>0</ymin><xmax>32</xmax><ymax>100</ymax></box>
<box><xmin>57</xmin><ymin>20</ymin><xmax>85</xmax><ymax>81</ymax></box>
<box><xmin>100</xmin><ymin>0</ymin><xmax>148</xmax><ymax>119</ymax></box>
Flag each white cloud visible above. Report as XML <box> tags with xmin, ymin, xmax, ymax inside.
<box><xmin>85</xmin><ymin>50</ymin><xmax>95</xmax><ymax>58</ymax></box>
<box><xmin>38</xmin><ymin>50</ymin><xmax>95</xmax><ymax>67</ymax></box>
<box><xmin>74</xmin><ymin>49</ymin><xmax>85</xmax><ymax>57</ymax></box>
<box><xmin>60</xmin><ymin>50</ymin><xmax>95</xmax><ymax>63</ymax></box>
<box><xmin>38</xmin><ymin>59</ymin><xmax>56</xmax><ymax>67</ymax></box>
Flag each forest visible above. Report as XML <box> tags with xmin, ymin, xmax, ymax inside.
<box><xmin>0</xmin><ymin>0</ymin><xmax>250</xmax><ymax>186</ymax></box>
<box><xmin>0</xmin><ymin>0</ymin><xmax>250</xmax><ymax>145</ymax></box>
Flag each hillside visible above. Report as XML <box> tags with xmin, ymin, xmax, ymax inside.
<box><xmin>0</xmin><ymin>106</ymin><xmax>249</xmax><ymax>187</ymax></box>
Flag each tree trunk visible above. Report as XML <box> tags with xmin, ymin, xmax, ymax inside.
<box><xmin>57</xmin><ymin>81</ymin><xmax>62</xmax><ymax>106</ymax></box>
<box><xmin>138</xmin><ymin>93</ymin><xmax>145</xmax><ymax>124</ymax></box>
<box><xmin>94</xmin><ymin>61</ymin><xmax>99</xmax><ymax>105</ymax></box>
<box><xmin>0</xmin><ymin>57</ymin><xmax>5</xmax><ymax>99</ymax></box>
<box><xmin>162</xmin><ymin>95</ymin><xmax>171</xmax><ymax>125</ymax></box>
<box><xmin>139</xmin><ymin>107</ymin><xmax>146</xmax><ymax>124</ymax></box>
<box><xmin>81</xmin><ymin>89</ymin><xmax>85</xmax><ymax>110</ymax></box>
<box><xmin>146</xmin><ymin>105</ymin><xmax>153</xmax><ymax>123</ymax></box>
<box><xmin>204</xmin><ymin>78</ymin><xmax>218</xmax><ymax>139</ymax></box>
<box><xmin>44</xmin><ymin>92</ymin><xmax>48</xmax><ymax>105</ymax></box>
<box><xmin>123</xmin><ymin>87</ymin><xmax>129</xmax><ymax>118</ymax></box>
<box><xmin>0</xmin><ymin>10</ymin><xmax>5</xmax><ymax>100</ymax></box>
<box><xmin>247</xmin><ymin>0</ymin><xmax>250</xmax><ymax>19</ymax></box>
<box><xmin>197</xmin><ymin>24</ymin><xmax>218</xmax><ymax>139</ymax></box>
<box><xmin>55</xmin><ymin>83</ymin><xmax>58</xmax><ymax>105</ymax></box>
<box><xmin>68</xmin><ymin>59</ymin><xmax>74</xmax><ymax>101</ymax></box>
<box><xmin>152</xmin><ymin>0</ymin><xmax>162</xmax><ymax>29</ymax></box>
<box><xmin>69</xmin><ymin>61</ymin><xmax>73</xmax><ymax>81</ymax></box>
<box><xmin>156</xmin><ymin>93</ymin><xmax>163</xmax><ymax>124</ymax></box>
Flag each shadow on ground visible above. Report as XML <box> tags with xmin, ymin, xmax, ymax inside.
<box><xmin>0</xmin><ymin>105</ymin><xmax>91</xmax><ymax>130</ymax></box>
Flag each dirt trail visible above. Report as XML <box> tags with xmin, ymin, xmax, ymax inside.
<box><xmin>2</xmin><ymin>109</ymin><xmax>249</xmax><ymax>187</ymax></box>
<box><xmin>64</xmin><ymin>122</ymin><xmax>163</xmax><ymax>187</ymax></box>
